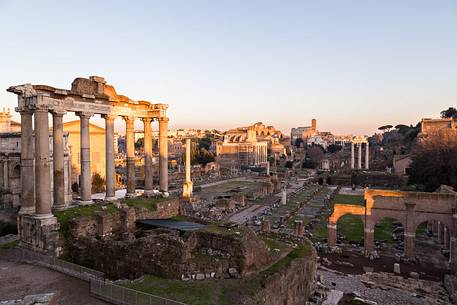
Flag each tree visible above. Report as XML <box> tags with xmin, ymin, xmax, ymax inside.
<box><xmin>305</xmin><ymin>145</ymin><xmax>324</xmax><ymax>168</ymax></box>
<box><xmin>408</xmin><ymin>130</ymin><xmax>457</xmax><ymax>191</ymax></box>
<box><xmin>378</xmin><ymin>125</ymin><xmax>393</xmax><ymax>132</ymax></box>
<box><xmin>327</xmin><ymin>144</ymin><xmax>342</xmax><ymax>154</ymax></box>
<box><xmin>91</xmin><ymin>173</ymin><xmax>106</xmax><ymax>193</ymax></box>
<box><xmin>294</xmin><ymin>138</ymin><xmax>304</xmax><ymax>148</ymax></box>
<box><xmin>135</xmin><ymin>137</ymin><xmax>144</xmax><ymax>150</ymax></box>
<box><xmin>441</xmin><ymin>107</ymin><xmax>457</xmax><ymax>119</ymax></box>
<box><xmin>198</xmin><ymin>137</ymin><xmax>212</xmax><ymax>151</ymax></box>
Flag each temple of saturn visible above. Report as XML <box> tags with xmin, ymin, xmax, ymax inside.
<box><xmin>328</xmin><ymin>189</ymin><xmax>457</xmax><ymax>268</ymax></box>
<box><xmin>350</xmin><ymin>135</ymin><xmax>369</xmax><ymax>169</ymax></box>
<box><xmin>7</xmin><ymin>76</ymin><xmax>169</xmax><ymax>253</ymax></box>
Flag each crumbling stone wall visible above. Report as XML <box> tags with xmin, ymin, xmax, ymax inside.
<box><xmin>254</xmin><ymin>249</ymin><xmax>317</xmax><ymax>305</ymax></box>
<box><xmin>65</xmin><ymin>227</ymin><xmax>271</xmax><ymax>280</ymax></box>
<box><xmin>135</xmin><ymin>198</ymin><xmax>181</xmax><ymax>220</ymax></box>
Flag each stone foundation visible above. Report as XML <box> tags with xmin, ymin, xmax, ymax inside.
<box><xmin>18</xmin><ymin>214</ymin><xmax>61</xmax><ymax>255</ymax></box>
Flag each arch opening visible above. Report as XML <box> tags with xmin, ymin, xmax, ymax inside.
<box><xmin>373</xmin><ymin>217</ymin><xmax>404</xmax><ymax>254</ymax></box>
<box><xmin>415</xmin><ymin>220</ymin><xmax>450</xmax><ymax>268</ymax></box>
<box><xmin>336</xmin><ymin>213</ymin><xmax>364</xmax><ymax>246</ymax></box>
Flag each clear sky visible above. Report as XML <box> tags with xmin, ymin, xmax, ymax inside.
<box><xmin>0</xmin><ymin>0</ymin><xmax>456</xmax><ymax>135</ymax></box>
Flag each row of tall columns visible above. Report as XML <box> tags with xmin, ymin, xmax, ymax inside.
<box><xmin>19</xmin><ymin>107</ymin><xmax>169</xmax><ymax>215</ymax></box>
<box><xmin>350</xmin><ymin>142</ymin><xmax>369</xmax><ymax>170</ymax></box>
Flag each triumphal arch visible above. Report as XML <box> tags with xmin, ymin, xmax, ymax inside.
<box><xmin>328</xmin><ymin>189</ymin><xmax>457</xmax><ymax>267</ymax></box>
<box><xmin>7</xmin><ymin>76</ymin><xmax>169</xmax><ymax>253</ymax></box>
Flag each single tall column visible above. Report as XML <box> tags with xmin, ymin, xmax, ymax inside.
<box><xmin>158</xmin><ymin>117</ymin><xmax>169</xmax><ymax>193</ymax></box>
<box><xmin>365</xmin><ymin>142</ymin><xmax>369</xmax><ymax>169</ymax></box>
<box><xmin>34</xmin><ymin>108</ymin><xmax>52</xmax><ymax>218</ymax></box>
<box><xmin>142</xmin><ymin>118</ymin><xmax>154</xmax><ymax>196</ymax></box>
<box><xmin>77</xmin><ymin>112</ymin><xmax>93</xmax><ymax>205</ymax></box>
<box><xmin>18</xmin><ymin>109</ymin><xmax>35</xmax><ymax>214</ymax></box>
<box><xmin>358</xmin><ymin>143</ymin><xmax>362</xmax><ymax>169</ymax></box>
<box><xmin>124</xmin><ymin>116</ymin><xmax>136</xmax><ymax>197</ymax></box>
<box><xmin>182</xmin><ymin>138</ymin><xmax>193</xmax><ymax>198</ymax></box>
<box><xmin>350</xmin><ymin>142</ymin><xmax>355</xmax><ymax>169</ymax></box>
<box><xmin>103</xmin><ymin>114</ymin><xmax>116</xmax><ymax>201</ymax></box>
<box><xmin>52</xmin><ymin>110</ymin><xmax>66</xmax><ymax>210</ymax></box>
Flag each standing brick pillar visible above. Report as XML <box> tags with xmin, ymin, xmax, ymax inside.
<box><xmin>364</xmin><ymin>228</ymin><xmax>375</xmax><ymax>252</ymax></box>
<box><xmin>438</xmin><ymin>221</ymin><xmax>444</xmax><ymax>244</ymax></box>
<box><xmin>444</xmin><ymin>226</ymin><xmax>450</xmax><ymax>250</ymax></box>
<box><xmin>261</xmin><ymin>219</ymin><xmax>271</xmax><ymax>233</ymax></box>
<box><xmin>404</xmin><ymin>202</ymin><xmax>416</xmax><ymax>259</ymax></box>
<box><xmin>327</xmin><ymin>223</ymin><xmax>337</xmax><ymax>247</ymax></box>
<box><xmin>404</xmin><ymin>232</ymin><xmax>416</xmax><ymax>258</ymax></box>
<box><xmin>294</xmin><ymin>220</ymin><xmax>304</xmax><ymax>236</ymax></box>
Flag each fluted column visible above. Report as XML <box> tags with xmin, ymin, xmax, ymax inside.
<box><xmin>142</xmin><ymin>117</ymin><xmax>154</xmax><ymax>196</ymax></box>
<box><xmin>350</xmin><ymin>142</ymin><xmax>355</xmax><ymax>169</ymax></box>
<box><xmin>103</xmin><ymin>114</ymin><xmax>116</xmax><ymax>201</ymax></box>
<box><xmin>124</xmin><ymin>116</ymin><xmax>136</xmax><ymax>197</ymax></box>
<box><xmin>77</xmin><ymin>112</ymin><xmax>93</xmax><ymax>205</ymax></box>
<box><xmin>158</xmin><ymin>117</ymin><xmax>169</xmax><ymax>193</ymax></box>
<box><xmin>52</xmin><ymin>110</ymin><xmax>66</xmax><ymax>210</ymax></box>
<box><xmin>365</xmin><ymin>142</ymin><xmax>369</xmax><ymax>169</ymax></box>
<box><xmin>18</xmin><ymin>109</ymin><xmax>35</xmax><ymax>214</ymax></box>
<box><xmin>34</xmin><ymin>107</ymin><xmax>52</xmax><ymax>218</ymax></box>
<box><xmin>357</xmin><ymin>143</ymin><xmax>362</xmax><ymax>169</ymax></box>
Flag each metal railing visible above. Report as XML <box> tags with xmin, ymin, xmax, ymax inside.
<box><xmin>90</xmin><ymin>278</ymin><xmax>188</xmax><ymax>305</ymax></box>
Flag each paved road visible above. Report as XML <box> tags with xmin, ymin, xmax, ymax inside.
<box><xmin>228</xmin><ymin>204</ymin><xmax>270</xmax><ymax>224</ymax></box>
<box><xmin>0</xmin><ymin>259</ymin><xmax>109</xmax><ymax>305</ymax></box>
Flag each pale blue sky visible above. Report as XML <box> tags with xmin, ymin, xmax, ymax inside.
<box><xmin>0</xmin><ymin>0</ymin><xmax>456</xmax><ymax>135</ymax></box>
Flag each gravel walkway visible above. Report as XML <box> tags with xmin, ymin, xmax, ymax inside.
<box><xmin>0</xmin><ymin>259</ymin><xmax>109</xmax><ymax>305</ymax></box>
<box><xmin>319</xmin><ymin>269</ymin><xmax>450</xmax><ymax>305</ymax></box>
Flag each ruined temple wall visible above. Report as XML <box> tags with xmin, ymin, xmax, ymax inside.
<box><xmin>135</xmin><ymin>198</ymin><xmax>181</xmax><ymax>220</ymax></box>
<box><xmin>247</xmin><ymin>246</ymin><xmax>317</xmax><ymax>305</ymax></box>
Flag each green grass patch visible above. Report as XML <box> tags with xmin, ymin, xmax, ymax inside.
<box><xmin>259</xmin><ymin>235</ymin><xmax>289</xmax><ymax>252</ymax></box>
<box><xmin>374</xmin><ymin>218</ymin><xmax>396</xmax><ymax>244</ymax></box>
<box><xmin>259</xmin><ymin>242</ymin><xmax>312</xmax><ymax>279</ymax></box>
<box><xmin>0</xmin><ymin>240</ymin><xmax>19</xmax><ymax>249</ymax></box>
<box><xmin>311</xmin><ymin>216</ymin><xmax>328</xmax><ymax>241</ymax></box>
<box><xmin>337</xmin><ymin>214</ymin><xmax>364</xmax><ymax>243</ymax></box>
<box><xmin>332</xmin><ymin>194</ymin><xmax>364</xmax><ymax>205</ymax></box>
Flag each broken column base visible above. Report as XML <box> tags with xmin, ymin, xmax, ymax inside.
<box><xmin>17</xmin><ymin>214</ymin><xmax>61</xmax><ymax>256</ymax></box>
<box><xmin>182</xmin><ymin>181</ymin><xmax>193</xmax><ymax>198</ymax></box>
<box><xmin>363</xmin><ymin>250</ymin><xmax>380</xmax><ymax>260</ymax></box>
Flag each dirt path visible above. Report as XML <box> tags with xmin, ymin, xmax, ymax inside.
<box><xmin>0</xmin><ymin>259</ymin><xmax>110</xmax><ymax>305</ymax></box>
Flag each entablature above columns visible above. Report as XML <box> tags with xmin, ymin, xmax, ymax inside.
<box><xmin>7</xmin><ymin>76</ymin><xmax>168</xmax><ymax>121</ymax></box>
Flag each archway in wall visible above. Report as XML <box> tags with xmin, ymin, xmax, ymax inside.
<box><xmin>373</xmin><ymin>217</ymin><xmax>404</xmax><ymax>254</ymax></box>
<box><xmin>415</xmin><ymin>221</ymin><xmax>449</xmax><ymax>269</ymax></box>
<box><xmin>336</xmin><ymin>214</ymin><xmax>364</xmax><ymax>246</ymax></box>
